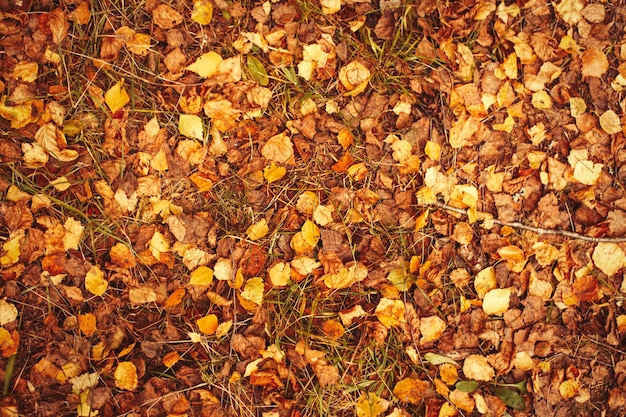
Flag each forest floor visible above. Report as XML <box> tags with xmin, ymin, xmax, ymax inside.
<box><xmin>1</xmin><ymin>0</ymin><xmax>626</xmax><ymax>416</ymax></box>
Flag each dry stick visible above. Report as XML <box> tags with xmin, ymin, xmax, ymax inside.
<box><xmin>428</xmin><ymin>202</ymin><xmax>626</xmax><ymax>243</ymax></box>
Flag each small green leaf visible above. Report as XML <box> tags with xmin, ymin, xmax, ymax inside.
<box><xmin>247</xmin><ymin>55</ymin><xmax>269</xmax><ymax>86</ymax></box>
<box><xmin>424</xmin><ymin>353</ymin><xmax>460</xmax><ymax>366</ymax></box>
<box><xmin>494</xmin><ymin>387</ymin><xmax>526</xmax><ymax>410</ymax></box>
<box><xmin>455</xmin><ymin>380</ymin><xmax>480</xmax><ymax>392</ymax></box>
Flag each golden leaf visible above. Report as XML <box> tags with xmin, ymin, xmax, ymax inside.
<box><xmin>261</xmin><ymin>132</ymin><xmax>294</xmax><ymax>164</ymax></box>
<box><xmin>338</xmin><ymin>61</ymin><xmax>370</xmax><ymax>95</ymax></box>
<box><xmin>581</xmin><ymin>48</ymin><xmax>609</xmax><ymax>78</ymax></box>
<box><xmin>114</xmin><ymin>362</ymin><xmax>138</xmax><ymax>391</ymax></box>
<box><xmin>191</xmin><ymin>0</ymin><xmax>213</xmax><ymax>25</ymax></box>
<box><xmin>84</xmin><ymin>265</ymin><xmax>107</xmax><ymax>296</ymax></box>
<box><xmin>246</xmin><ymin>219</ymin><xmax>269</xmax><ymax>241</ymax></box>
<box><xmin>104</xmin><ymin>80</ymin><xmax>130</xmax><ymax>113</ymax></box>
<box><xmin>189</xmin><ymin>266</ymin><xmax>214</xmax><ymax>286</ymax></box>
<box><xmin>593</xmin><ymin>242</ymin><xmax>626</xmax><ymax>276</ymax></box>
<box><xmin>164</xmin><ymin>287</ymin><xmax>186</xmax><ymax>308</ymax></box>
<box><xmin>78</xmin><ymin>313</ymin><xmax>96</xmax><ymax>337</ymax></box>
<box><xmin>268</xmin><ymin>262</ymin><xmax>291</xmax><ymax>287</ymax></box>
<box><xmin>355</xmin><ymin>392</ymin><xmax>386</xmax><ymax>417</ymax></box>
<box><xmin>375</xmin><ymin>298</ymin><xmax>405</xmax><ymax>329</ymax></box>
<box><xmin>186</xmin><ymin>52</ymin><xmax>223</xmax><ymax>78</ymax></box>
<box><xmin>393</xmin><ymin>378</ymin><xmax>431</xmax><ymax>405</ymax></box>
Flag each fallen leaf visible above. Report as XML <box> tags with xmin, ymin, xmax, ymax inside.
<box><xmin>114</xmin><ymin>361</ymin><xmax>138</xmax><ymax>391</ymax></box>
<box><xmin>338</xmin><ymin>61</ymin><xmax>370</xmax><ymax>96</ymax></box>
<box><xmin>179</xmin><ymin>114</ymin><xmax>204</xmax><ymax>141</ymax></box>
<box><xmin>593</xmin><ymin>242</ymin><xmax>626</xmax><ymax>276</ymax></box>
<box><xmin>186</xmin><ymin>52</ymin><xmax>223</xmax><ymax>78</ymax></box>
<box><xmin>105</xmin><ymin>80</ymin><xmax>130</xmax><ymax>113</ymax></box>
<box><xmin>393</xmin><ymin>378</ymin><xmax>431</xmax><ymax>404</ymax></box>
<box><xmin>191</xmin><ymin>0</ymin><xmax>213</xmax><ymax>25</ymax></box>
<box><xmin>197</xmin><ymin>314</ymin><xmax>219</xmax><ymax>335</ymax></box>
<box><xmin>240</xmin><ymin>277</ymin><xmax>264</xmax><ymax>306</ymax></box>
<box><xmin>246</xmin><ymin>219</ymin><xmax>269</xmax><ymax>241</ymax></box>
<box><xmin>462</xmin><ymin>355</ymin><xmax>495</xmax><ymax>382</ymax></box>
<box><xmin>84</xmin><ymin>265</ymin><xmax>107</xmax><ymax>296</ymax></box>
<box><xmin>152</xmin><ymin>3</ymin><xmax>183</xmax><ymax>29</ymax></box>
<box><xmin>482</xmin><ymin>288</ymin><xmax>512</xmax><ymax>315</ymax></box>
<box><xmin>420</xmin><ymin>315</ymin><xmax>446</xmax><ymax>344</ymax></box>
<box><xmin>355</xmin><ymin>392</ymin><xmax>387</xmax><ymax>417</ymax></box>
<box><xmin>375</xmin><ymin>298</ymin><xmax>405</xmax><ymax>328</ymax></box>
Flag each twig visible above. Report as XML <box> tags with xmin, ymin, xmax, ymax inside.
<box><xmin>428</xmin><ymin>202</ymin><xmax>626</xmax><ymax>243</ymax></box>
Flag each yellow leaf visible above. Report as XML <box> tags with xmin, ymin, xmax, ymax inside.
<box><xmin>355</xmin><ymin>392</ymin><xmax>386</xmax><ymax>417</ymax></box>
<box><xmin>424</xmin><ymin>141</ymin><xmax>441</xmax><ymax>161</ymax></box>
<box><xmin>375</xmin><ymin>298</ymin><xmax>405</xmax><ymax>329</ymax></box>
<box><xmin>178</xmin><ymin>114</ymin><xmax>204</xmax><ymax>141</ymax></box>
<box><xmin>191</xmin><ymin>0</ymin><xmax>213</xmax><ymax>25</ymax></box>
<box><xmin>0</xmin><ymin>96</ymin><xmax>39</xmax><ymax>129</ymax></box>
<box><xmin>189</xmin><ymin>265</ymin><xmax>214</xmax><ymax>286</ymax></box>
<box><xmin>84</xmin><ymin>265</ymin><xmax>107</xmax><ymax>296</ymax></box>
<box><xmin>0</xmin><ymin>230</ymin><xmax>23</xmax><ymax>266</ymax></box>
<box><xmin>290</xmin><ymin>220</ymin><xmax>319</xmax><ymax>253</ymax></box>
<box><xmin>186</xmin><ymin>52</ymin><xmax>223</xmax><ymax>78</ymax></box>
<box><xmin>240</xmin><ymin>277</ymin><xmax>264</xmax><ymax>306</ymax></box>
<box><xmin>531</xmin><ymin>90</ymin><xmax>552</xmax><ymax>109</ymax></box>
<box><xmin>321</xmin><ymin>319</ymin><xmax>345</xmax><ymax>340</ymax></box>
<box><xmin>104</xmin><ymin>80</ymin><xmax>130</xmax><ymax>113</ymax></box>
<box><xmin>559</xmin><ymin>379</ymin><xmax>579</xmax><ymax>399</ymax></box>
<box><xmin>114</xmin><ymin>361</ymin><xmax>138</xmax><ymax>391</ymax></box>
<box><xmin>215</xmin><ymin>320</ymin><xmax>232</xmax><ymax>338</ymax></box>
<box><xmin>482</xmin><ymin>288</ymin><xmax>512</xmax><ymax>315</ymax></box>
<box><xmin>13</xmin><ymin>62</ymin><xmax>38</xmax><ymax>83</ymax></box>
<box><xmin>268</xmin><ymin>262</ymin><xmax>291</xmax><ymax>287</ymax></box>
<box><xmin>440</xmin><ymin>363</ymin><xmax>459</xmax><ymax>385</ymax></box>
<box><xmin>246</xmin><ymin>219</ymin><xmax>269</xmax><ymax>241</ymax></box>
<box><xmin>127</xmin><ymin>33</ymin><xmax>151</xmax><ymax>56</ymax></box>
<box><xmin>63</xmin><ymin>217</ymin><xmax>84</xmax><ymax>251</ymax></box>
<box><xmin>263</xmin><ymin>162</ymin><xmax>286</xmax><ymax>183</ymax></box>
<box><xmin>569</xmin><ymin>97</ymin><xmax>587</xmax><ymax>118</ymax></box>
<box><xmin>387</xmin><ymin>267</ymin><xmax>414</xmax><ymax>291</ymax></box>
<box><xmin>474</xmin><ymin>266</ymin><xmax>496</xmax><ymax>299</ymax></box>
<box><xmin>323</xmin><ymin>262</ymin><xmax>368</xmax><ymax>289</ymax></box>
<box><xmin>572</xmin><ymin>160</ymin><xmax>603</xmax><ymax>185</ymax></box>
<box><xmin>197</xmin><ymin>314</ymin><xmax>219</xmax><ymax>335</ymax></box>
<box><xmin>393</xmin><ymin>378</ymin><xmax>431</xmax><ymax>405</ymax></box>
<box><xmin>555</xmin><ymin>0</ymin><xmax>584</xmax><ymax>24</ymax></box>
<box><xmin>0</xmin><ymin>299</ymin><xmax>18</xmax><ymax>326</ymax></box>
<box><xmin>498</xmin><ymin>245</ymin><xmax>527</xmax><ymax>273</ymax></box>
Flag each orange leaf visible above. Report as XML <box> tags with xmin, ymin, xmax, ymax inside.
<box><xmin>78</xmin><ymin>313</ymin><xmax>97</xmax><ymax>336</ymax></box>
<box><xmin>165</xmin><ymin>287</ymin><xmax>186</xmax><ymax>308</ymax></box>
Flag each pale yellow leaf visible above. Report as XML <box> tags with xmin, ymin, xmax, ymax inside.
<box><xmin>593</xmin><ymin>242</ymin><xmax>626</xmax><ymax>276</ymax></box>
<box><xmin>268</xmin><ymin>262</ymin><xmax>291</xmax><ymax>287</ymax></box>
<box><xmin>178</xmin><ymin>114</ymin><xmax>204</xmax><ymax>141</ymax></box>
<box><xmin>462</xmin><ymin>355</ymin><xmax>495</xmax><ymax>381</ymax></box>
<box><xmin>482</xmin><ymin>288</ymin><xmax>512</xmax><ymax>315</ymax></box>
<box><xmin>63</xmin><ymin>217</ymin><xmax>84</xmax><ymax>251</ymax></box>
<box><xmin>13</xmin><ymin>62</ymin><xmax>38</xmax><ymax>83</ymax></box>
<box><xmin>474</xmin><ymin>266</ymin><xmax>496</xmax><ymax>299</ymax></box>
<box><xmin>0</xmin><ymin>299</ymin><xmax>18</xmax><ymax>326</ymax></box>
<box><xmin>599</xmin><ymin>109</ymin><xmax>622</xmax><ymax>134</ymax></box>
<box><xmin>240</xmin><ymin>277</ymin><xmax>264</xmax><ymax>305</ymax></box>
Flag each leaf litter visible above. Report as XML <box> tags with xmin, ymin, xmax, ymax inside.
<box><xmin>1</xmin><ymin>0</ymin><xmax>626</xmax><ymax>416</ymax></box>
